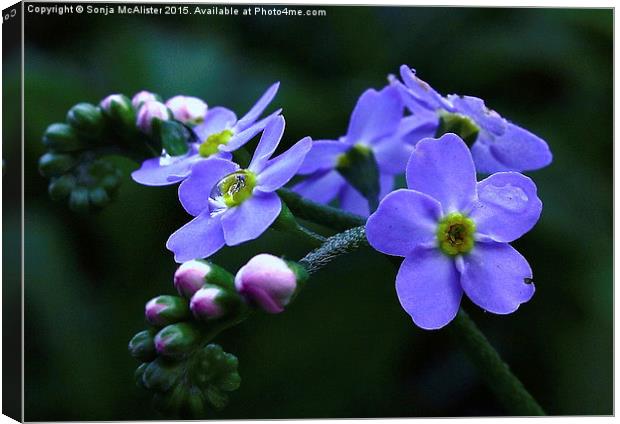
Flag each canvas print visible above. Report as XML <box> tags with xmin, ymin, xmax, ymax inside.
<box><xmin>2</xmin><ymin>1</ymin><xmax>613</xmax><ymax>420</ymax></box>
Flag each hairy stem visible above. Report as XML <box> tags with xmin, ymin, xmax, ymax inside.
<box><xmin>449</xmin><ymin>310</ymin><xmax>545</xmax><ymax>415</ymax></box>
<box><xmin>278</xmin><ymin>188</ymin><xmax>366</xmax><ymax>232</ymax></box>
<box><xmin>298</xmin><ymin>225</ymin><xmax>545</xmax><ymax>415</ymax></box>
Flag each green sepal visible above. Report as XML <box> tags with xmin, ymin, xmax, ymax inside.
<box><xmin>336</xmin><ymin>144</ymin><xmax>380</xmax><ymax>212</ymax></box>
<box><xmin>48</xmin><ymin>174</ymin><xmax>76</xmax><ymax>201</ymax></box>
<box><xmin>435</xmin><ymin>111</ymin><xmax>480</xmax><ymax>146</ymax></box>
<box><xmin>154</xmin><ymin>119</ymin><xmax>190</xmax><ymax>156</ymax></box>
<box><xmin>142</xmin><ymin>357</ymin><xmax>185</xmax><ymax>392</ymax></box>
<box><xmin>38</xmin><ymin>152</ymin><xmax>78</xmax><ymax>177</ymax></box>
<box><xmin>66</xmin><ymin>103</ymin><xmax>105</xmax><ymax>138</ymax></box>
<box><xmin>129</xmin><ymin>329</ymin><xmax>157</xmax><ymax>362</ymax></box>
<box><xmin>154</xmin><ymin>322</ymin><xmax>202</xmax><ymax>358</ymax></box>
<box><xmin>101</xmin><ymin>94</ymin><xmax>136</xmax><ymax>132</ymax></box>
<box><xmin>146</xmin><ymin>295</ymin><xmax>191</xmax><ymax>327</ymax></box>
<box><xmin>89</xmin><ymin>187</ymin><xmax>111</xmax><ymax>209</ymax></box>
<box><xmin>42</xmin><ymin>123</ymin><xmax>86</xmax><ymax>152</ymax></box>
<box><xmin>197</xmin><ymin>261</ymin><xmax>235</xmax><ymax>292</ymax></box>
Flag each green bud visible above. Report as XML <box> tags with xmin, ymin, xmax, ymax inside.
<box><xmin>42</xmin><ymin>123</ymin><xmax>86</xmax><ymax>152</ymax></box>
<box><xmin>135</xmin><ymin>362</ymin><xmax>149</xmax><ymax>388</ymax></box>
<box><xmin>154</xmin><ymin>322</ymin><xmax>202</xmax><ymax>358</ymax></box>
<box><xmin>48</xmin><ymin>174</ymin><xmax>76</xmax><ymax>201</ymax></box>
<box><xmin>68</xmin><ymin>186</ymin><xmax>90</xmax><ymax>213</ymax></box>
<box><xmin>128</xmin><ymin>329</ymin><xmax>157</xmax><ymax>362</ymax></box>
<box><xmin>142</xmin><ymin>357</ymin><xmax>184</xmax><ymax>391</ymax></box>
<box><xmin>66</xmin><ymin>103</ymin><xmax>104</xmax><ymax>137</ymax></box>
<box><xmin>89</xmin><ymin>187</ymin><xmax>110</xmax><ymax>208</ymax></box>
<box><xmin>38</xmin><ymin>152</ymin><xmax>78</xmax><ymax>177</ymax></box>
<box><xmin>100</xmin><ymin>94</ymin><xmax>137</xmax><ymax>134</ymax></box>
<box><xmin>145</xmin><ymin>295</ymin><xmax>191</xmax><ymax>327</ymax></box>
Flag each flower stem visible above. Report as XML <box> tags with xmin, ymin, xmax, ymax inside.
<box><xmin>449</xmin><ymin>310</ymin><xmax>545</xmax><ymax>416</ymax></box>
<box><xmin>277</xmin><ymin>188</ymin><xmax>365</xmax><ymax>232</ymax></box>
<box><xmin>298</xmin><ymin>225</ymin><xmax>545</xmax><ymax>415</ymax></box>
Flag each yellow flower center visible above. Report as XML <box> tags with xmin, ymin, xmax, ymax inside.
<box><xmin>210</xmin><ymin>170</ymin><xmax>257</xmax><ymax>208</ymax></box>
<box><xmin>199</xmin><ymin>129</ymin><xmax>234</xmax><ymax>157</ymax></box>
<box><xmin>436</xmin><ymin>212</ymin><xmax>476</xmax><ymax>256</ymax></box>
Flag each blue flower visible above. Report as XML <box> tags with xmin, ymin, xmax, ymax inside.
<box><xmin>167</xmin><ymin>116</ymin><xmax>312</xmax><ymax>262</ymax></box>
<box><xmin>131</xmin><ymin>82</ymin><xmax>282</xmax><ymax>186</ymax></box>
<box><xmin>292</xmin><ymin>85</ymin><xmax>410</xmax><ymax>216</ymax></box>
<box><xmin>366</xmin><ymin>133</ymin><xmax>541</xmax><ymax>329</ymax></box>
<box><xmin>392</xmin><ymin>65</ymin><xmax>553</xmax><ymax>173</ymax></box>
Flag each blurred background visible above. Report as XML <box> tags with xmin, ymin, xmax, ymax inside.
<box><xmin>9</xmin><ymin>4</ymin><xmax>612</xmax><ymax>420</ymax></box>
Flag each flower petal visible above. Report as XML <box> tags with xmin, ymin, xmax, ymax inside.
<box><xmin>397</xmin><ymin>115</ymin><xmax>439</xmax><ymax>146</ymax></box>
<box><xmin>398</xmin><ymin>65</ymin><xmax>451</xmax><ymax>111</ymax></box>
<box><xmin>459</xmin><ymin>242</ymin><xmax>535</xmax><ymax>314</ymax></box>
<box><xmin>469</xmin><ymin>172</ymin><xmax>542</xmax><ymax>242</ymax></box>
<box><xmin>489</xmin><ymin>123</ymin><xmax>553</xmax><ymax>172</ymax></box>
<box><xmin>193</xmin><ymin>107</ymin><xmax>237</xmax><ymax>141</ymax></box>
<box><xmin>297</xmin><ymin>139</ymin><xmax>349</xmax><ymax>175</ymax></box>
<box><xmin>235</xmin><ymin>82</ymin><xmax>280</xmax><ymax>131</ymax></box>
<box><xmin>178</xmin><ymin>158</ymin><xmax>239</xmax><ymax>216</ymax></box>
<box><xmin>366</xmin><ymin>189</ymin><xmax>442</xmax><ymax>257</ymax></box>
<box><xmin>220</xmin><ymin>192</ymin><xmax>282</xmax><ymax>245</ymax></box>
<box><xmin>373</xmin><ymin>135</ymin><xmax>415</xmax><ymax>175</ymax></box>
<box><xmin>448</xmin><ymin>95</ymin><xmax>506</xmax><ymax>136</ymax></box>
<box><xmin>131</xmin><ymin>155</ymin><xmax>197</xmax><ymax>187</ymax></box>
<box><xmin>346</xmin><ymin>85</ymin><xmax>404</xmax><ymax>145</ymax></box>
<box><xmin>406</xmin><ymin>133</ymin><xmax>477</xmax><ymax>212</ymax></box>
<box><xmin>248</xmin><ymin>115</ymin><xmax>285</xmax><ymax>173</ymax></box>
<box><xmin>339</xmin><ymin>184</ymin><xmax>369</xmax><ymax>216</ymax></box>
<box><xmin>396</xmin><ymin>247</ymin><xmax>462</xmax><ymax>330</ymax></box>
<box><xmin>166</xmin><ymin>212</ymin><xmax>225</xmax><ymax>262</ymax></box>
<box><xmin>256</xmin><ymin>137</ymin><xmax>313</xmax><ymax>192</ymax></box>
<box><xmin>470</xmin><ymin>133</ymin><xmax>509</xmax><ymax>174</ymax></box>
<box><xmin>291</xmin><ymin>170</ymin><xmax>346</xmax><ymax>204</ymax></box>
<box><xmin>222</xmin><ymin>109</ymin><xmax>281</xmax><ymax>152</ymax></box>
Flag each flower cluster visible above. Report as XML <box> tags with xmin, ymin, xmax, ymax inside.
<box><xmin>129</xmin><ymin>255</ymin><xmax>307</xmax><ymax>417</ymax></box>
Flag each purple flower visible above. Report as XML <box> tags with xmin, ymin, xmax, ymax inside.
<box><xmin>131</xmin><ymin>90</ymin><xmax>159</xmax><ymax>108</ymax></box>
<box><xmin>292</xmin><ymin>85</ymin><xmax>409</xmax><ymax>216</ymax></box>
<box><xmin>190</xmin><ymin>286</ymin><xmax>226</xmax><ymax>320</ymax></box>
<box><xmin>366</xmin><ymin>133</ymin><xmax>541</xmax><ymax>329</ymax></box>
<box><xmin>166</xmin><ymin>116</ymin><xmax>312</xmax><ymax>262</ymax></box>
<box><xmin>173</xmin><ymin>259</ymin><xmax>210</xmax><ymax>298</ymax></box>
<box><xmin>392</xmin><ymin>65</ymin><xmax>553</xmax><ymax>173</ymax></box>
<box><xmin>131</xmin><ymin>82</ymin><xmax>282</xmax><ymax>187</ymax></box>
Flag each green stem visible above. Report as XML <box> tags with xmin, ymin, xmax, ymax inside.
<box><xmin>278</xmin><ymin>188</ymin><xmax>365</xmax><ymax>232</ymax></box>
<box><xmin>298</xmin><ymin>226</ymin><xmax>545</xmax><ymax>415</ymax></box>
<box><xmin>449</xmin><ymin>310</ymin><xmax>545</xmax><ymax>415</ymax></box>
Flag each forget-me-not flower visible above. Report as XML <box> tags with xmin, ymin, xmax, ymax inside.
<box><xmin>167</xmin><ymin>116</ymin><xmax>312</xmax><ymax>262</ymax></box>
<box><xmin>366</xmin><ymin>133</ymin><xmax>541</xmax><ymax>329</ymax></box>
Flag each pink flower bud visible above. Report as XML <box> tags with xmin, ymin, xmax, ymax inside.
<box><xmin>136</xmin><ymin>100</ymin><xmax>170</xmax><ymax>134</ymax></box>
<box><xmin>100</xmin><ymin>94</ymin><xmax>126</xmax><ymax>111</ymax></box>
<box><xmin>190</xmin><ymin>287</ymin><xmax>226</xmax><ymax>320</ymax></box>
<box><xmin>165</xmin><ymin>95</ymin><xmax>207</xmax><ymax>124</ymax></box>
<box><xmin>174</xmin><ymin>260</ymin><xmax>210</xmax><ymax>298</ymax></box>
<box><xmin>131</xmin><ymin>90</ymin><xmax>158</xmax><ymax>108</ymax></box>
<box><xmin>234</xmin><ymin>254</ymin><xmax>298</xmax><ymax>314</ymax></box>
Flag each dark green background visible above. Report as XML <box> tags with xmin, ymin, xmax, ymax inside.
<box><xmin>11</xmin><ymin>4</ymin><xmax>613</xmax><ymax>420</ymax></box>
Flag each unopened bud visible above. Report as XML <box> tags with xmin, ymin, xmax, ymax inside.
<box><xmin>145</xmin><ymin>295</ymin><xmax>190</xmax><ymax>327</ymax></box>
<box><xmin>136</xmin><ymin>100</ymin><xmax>170</xmax><ymax>134</ymax></box>
<box><xmin>66</xmin><ymin>103</ymin><xmax>104</xmax><ymax>137</ymax></box>
<box><xmin>38</xmin><ymin>152</ymin><xmax>78</xmax><ymax>177</ymax></box>
<box><xmin>165</xmin><ymin>95</ymin><xmax>207</xmax><ymax>125</ymax></box>
<box><xmin>141</xmin><ymin>357</ymin><xmax>184</xmax><ymax>391</ymax></box>
<box><xmin>174</xmin><ymin>260</ymin><xmax>234</xmax><ymax>298</ymax></box>
<box><xmin>154</xmin><ymin>322</ymin><xmax>201</xmax><ymax>358</ymax></box>
<box><xmin>132</xmin><ymin>90</ymin><xmax>159</xmax><ymax>108</ymax></box>
<box><xmin>42</xmin><ymin>123</ymin><xmax>85</xmax><ymax>152</ymax></box>
<box><xmin>234</xmin><ymin>254</ymin><xmax>307</xmax><ymax>314</ymax></box>
<box><xmin>128</xmin><ymin>329</ymin><xmax>157</xmax><ymax>362</ymax></box>
<box><xmin>100</xmin><ymin>94</ymin><xmax>135</xmax><ymax>130</ymax></box>
<box><xmin>190</xmin><ymin>286</ymin><xmax>227</xmax><ymax>321</ymax></box>
<box><xmin>48</xmin><ymin>174</ymin><xmax>76</xmax><ymax>201</ymax></box>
